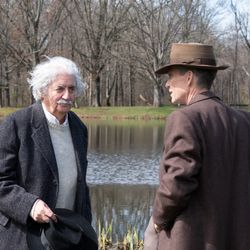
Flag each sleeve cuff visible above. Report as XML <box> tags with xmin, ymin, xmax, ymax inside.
<box><xmin>29</xmin><ymin>199</ymin><xmax>40</xmax><ymax>219</ymax></box>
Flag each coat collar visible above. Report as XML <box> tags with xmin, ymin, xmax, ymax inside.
<box><xmin>188</xmin><ymin>90</ymin><xmax>221</xmax><ymax>105</ymax></box>
<box><xmin>31</xmin><ymin>102</ymin><xmax>48</xmax><ymax>128</ymax></box>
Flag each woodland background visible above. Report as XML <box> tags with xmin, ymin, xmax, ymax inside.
<box><xmin>0</xmin><ymin>0</ymin><xmax>249</xmax><ymax>107</ymax></box>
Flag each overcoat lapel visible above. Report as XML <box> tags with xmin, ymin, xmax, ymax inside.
<box><xmin>68</xmin><ymin>113</ymin><xmax>86</xmax><ymax>180</ymax></box>
<box><xmin>30</xmin><ymin>103</ymin><xmax>58</xmax><ymax>181</ymax></box>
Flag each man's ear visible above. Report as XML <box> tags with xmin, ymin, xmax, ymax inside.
<box><xmin>186</xmin><ymin>70</ymin><xmax>194</xmax><ymax>87</ymax></box>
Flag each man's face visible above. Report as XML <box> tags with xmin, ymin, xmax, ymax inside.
<box><xmin>41</xmin><ymin>73</ymin><xmax>76</xmax><ymax>122</ymax></box>
<box><xmin>165</xmin><ymin>68</ymin><xmax>190</xmax><ymax>105</ymax></box>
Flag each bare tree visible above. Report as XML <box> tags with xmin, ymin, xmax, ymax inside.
<box><xmin>130</xmin><ymin>0</ymin><xmax>221</xmax><ymax>107</ymax></box>
<box><xmin>0</xmin><ymin>0</ymin><xmax>68</xmax><ymax>68</ymax></box>
<box><xmin>0</xmin><ymin>0</ymin><xmax>68</xmax><ymax>105</ymax></box>
<box><xmin>64</xmin><ymin>0</ymin><xmax>132</xmax><ymax>106</ymax></box>
<box><xmin>229</xmin><ymin>0</ymin><xmax>250</xmax><ymax>104</ymax></box>
<box><xmin>129</xmin><ymin>0</ymin><xmax>182</xmax><ymax>106</ymax></box>
<box><xmin>0</xmin><ymin>0</ymin><xmax>250</xmax><ymax>107</ymax></box>
<box><xmin>231</xmin><ymin>0</ymin><xmax>250</xmax><ymax>50</ymax></box>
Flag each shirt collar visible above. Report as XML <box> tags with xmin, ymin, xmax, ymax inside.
<box><xmin>41</xmin><ymin>103</ymin><xmax>69</xmax><ymax>126</ymax></box>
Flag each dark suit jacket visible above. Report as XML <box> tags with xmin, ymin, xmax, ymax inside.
<box><xmin>152</xmin><ymin>91</ymin><xmax>250</xmax><ymax>250</ymax></box>
<box><xmin>0</xmin><ymin>103</ymin><xmax>92</xmax><ymax>250</ymax></box>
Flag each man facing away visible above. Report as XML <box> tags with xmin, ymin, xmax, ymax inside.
<box><xmin>144</xmin><ymin>43</ymin><xmax>250</xmax><ymax>250</ymax></box>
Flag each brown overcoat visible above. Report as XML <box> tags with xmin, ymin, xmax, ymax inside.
<box><xmin>150</xmin><ymin>91</ymin><xmax>250</xmax><ymax>250</ymax></box>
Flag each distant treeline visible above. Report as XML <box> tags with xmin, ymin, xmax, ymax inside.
<box><xmin>0</xmin><ymin>0</ymin><xmax>249</xmax><ymax>107</ymax></box>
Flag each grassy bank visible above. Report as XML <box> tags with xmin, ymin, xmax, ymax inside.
<box><xmin>0</xmin><ymin>106</ymin><xmax>178</xmax><ymax>120</ymax></box>
<box><xmin>72</xmin><ymin>106</ymin><xmax>177</xmax><ymax>120</ymax></box>
<box><xmin>0</xmin><ymin>107</ymin><xmax>21</xmax><ymax>117</ymax></box>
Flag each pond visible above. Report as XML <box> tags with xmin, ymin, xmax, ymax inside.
<box><xmin>86</xmin><ymin>119</ymin><xmax>165</xmax><ymax>185</ymax></box>
<box><xmin>85</xmin><ymin>119</ymin><xmax>166</xmax><ymax>240</ymax></box>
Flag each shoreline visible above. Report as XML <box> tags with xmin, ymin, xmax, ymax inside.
<box><xmin>0</xmin><ymin>106</ymin><xmax>177</xmax><ymax>120</ymax></box>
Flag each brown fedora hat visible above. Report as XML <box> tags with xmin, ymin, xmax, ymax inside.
<box><xmin>155</xmin><ymin>43</ymin><xmax>229</xmax><ymax>74</ymax></box>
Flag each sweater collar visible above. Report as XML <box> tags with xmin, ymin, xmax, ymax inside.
<box><xmin>41</xmin><ymin>103</ymin><xmax>68</xmax><ymax>127</ymax></box>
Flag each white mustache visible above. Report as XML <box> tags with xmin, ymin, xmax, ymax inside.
<box><xmin>57</xmin><ymin>99</ymin><xmax>72</xmax><ymax>105</ymax></box>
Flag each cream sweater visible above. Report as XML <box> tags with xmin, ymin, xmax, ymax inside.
<box><xmin>43</xmin><ymin>106</ymin><xmax>78</xmax><ymax>210</ymax></box>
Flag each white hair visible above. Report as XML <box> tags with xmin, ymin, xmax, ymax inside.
<box><xmin>27</xmin><ymin>56</ymin><xmax>87</xmax><ymax>101</ymax></box>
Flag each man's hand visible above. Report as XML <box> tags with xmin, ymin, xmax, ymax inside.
<box><xmin>30</xmin><ymin>199</ymin><xmax>57</xmax><ymax>223</ymax></box>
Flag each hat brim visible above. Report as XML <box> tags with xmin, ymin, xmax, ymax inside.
<box><xmin>45</xmin><ymin>208</ymin><xmax>98</xmax><ymax>250</ymax></box>
<box><xmin>155</xmin><ymin>63</ymin><xmax>229</xmax><ymax>75</ymax></box>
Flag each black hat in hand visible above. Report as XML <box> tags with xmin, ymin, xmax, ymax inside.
<box><xmin>27</xmin><ymin>208</ymin><xmax>98</xmax><ymax>250</ymax></box>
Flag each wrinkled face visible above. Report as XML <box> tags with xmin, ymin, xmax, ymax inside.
<box><xmin>165</xmin><ymin>68</ymin><xmax>190</xmax><ymax>105</ymax></box>
<box><xmin>41</xmin><ymin>74</ymin><xmax>76</xmax><ymax>122</ymax></box>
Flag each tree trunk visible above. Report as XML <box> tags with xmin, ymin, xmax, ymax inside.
<box><xmin>129</xmin><ymin>64</ymin><xmax>135</xmax><ymax>106</ymax></box>
<box><xmin>118</xmin><ymin>65</ymin><xmax>124</xmax><ymax>106</ymax></box>
<box><xmin>4</xmin><ymin>65</ymin><xmax>10</xmax><ymax>106</ymax></box>
<box><xmin>93</xmin><ymin>75</ymin><xmax>101</xmax><ymax>107</ymax></box>
<box><xmin>153</xmin><ymin>83</ymin><xmax>162</xmax><ymax>107</ymax></box>
<box><xmin>0</xmin><ymin>88</ymin><xmax>2</xmax><ymax>107</ymax></box>
<box><xmin>114</xmin><ymin>78</ymin><xmax>118</xmax><ymax>106</ymax></box>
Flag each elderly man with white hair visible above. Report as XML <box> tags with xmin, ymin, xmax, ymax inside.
<box><xmin>0</xmin><ymin>56</ymin><xmax>95</xmax><ymax>249</ymax></box>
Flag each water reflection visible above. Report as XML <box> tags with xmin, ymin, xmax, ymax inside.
<box><xmin>84</xmin><ymin>119</ymin><xmax>165</xmax><ymax>240</ymax></box>
<box><xmin>85</xmin><ymin>120</ymin><xmax>165</xmax><ymax>185</ymax></box>
<box><xmin>90</xmin><ymin>184</ymin><xmax>157</xmax><ymax>241</ymax></box>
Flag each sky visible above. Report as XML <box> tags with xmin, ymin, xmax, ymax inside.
<box><xmin>208</xmin><ymin>0</ymin><xmax>250</xmax><ymax>30</ymax></box>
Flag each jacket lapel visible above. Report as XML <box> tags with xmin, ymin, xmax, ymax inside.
<box><xmin>68</xmin><ymin>113</ymin><xmax>87</xmax><ymax>181</ymax></box>
<box><xmin>31</xmin><ymin>103</ymin><xmax>58</xmax><ymax>181</ymax></box>
<box><xmin>68</xmin><ymin>113</ymin><xmax>88</xmax><ymax>213</ymax></box>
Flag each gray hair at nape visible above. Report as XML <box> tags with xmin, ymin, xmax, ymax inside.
<box><xmin>27</xmin><ymin>56</ymin><xmax>87</xmax><ymax>101</ymax></box>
